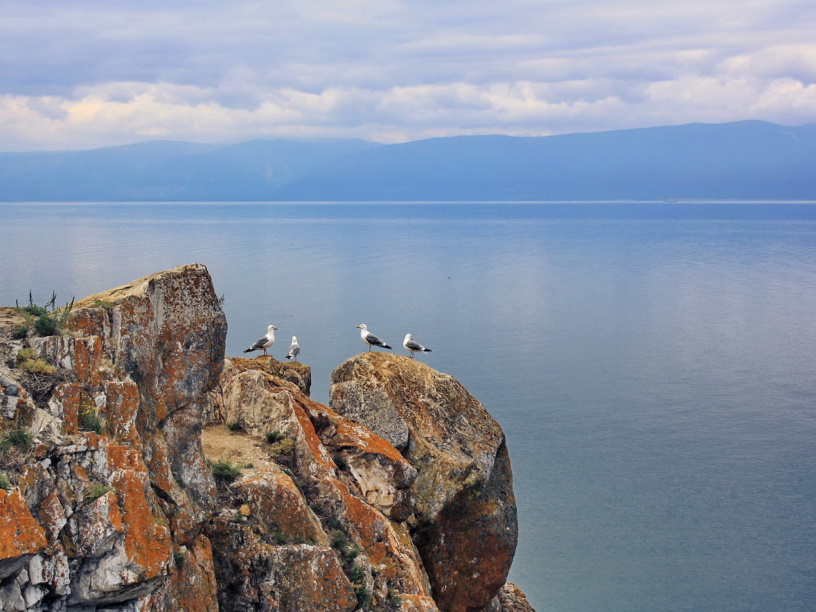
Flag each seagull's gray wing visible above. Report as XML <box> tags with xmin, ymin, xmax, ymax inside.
<box><xmin>405</xmin><ymin>339</ymin><xmax>426</xmax><ymax>352</ymax></box>
<box><xmin>366</xmin><ymin>332</ymin><xmax>391</xmax><ymax>348</ymax></box>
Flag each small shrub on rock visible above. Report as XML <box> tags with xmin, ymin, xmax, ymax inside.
<box><xmin>210</xmin><ymin>458</ymin><xmax>244</xmax><ymax>483</ymax></box>
<box><xmin>0</xmin><ymin>471</ymin><xmax>10</xmax><ymax>491</ymax></box>
<box><xmin>14</xmin><ymin>291</ymin><xmax>74</xmax><ymax>337</ymax></box>
<box><xmin>267</xmin><ymin>437</ymin><xmax>294</xmax><ymax>458</ymax></box>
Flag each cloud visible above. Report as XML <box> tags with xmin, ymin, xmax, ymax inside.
<box><xmin>1</xmin><ymin>0</ymin><xmax>815</xmax><ymax>150</ymax></box>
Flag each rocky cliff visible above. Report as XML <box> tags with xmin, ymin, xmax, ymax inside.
<box><xmin>0</xmin><ymin>265</ymin><xmax>533</xmax><ymax>611</ymax></box>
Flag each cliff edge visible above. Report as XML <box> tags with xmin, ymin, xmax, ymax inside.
<box><xmin>0</xmin><ymin>265</ymin><xmax>533</xmax><ymax>612</ymax></box>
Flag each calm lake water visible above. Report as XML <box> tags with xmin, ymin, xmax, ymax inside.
<box><xmin>2</xmin><ymin>202</ymin><xmax>816</xmax><ymax>611</ymax></box>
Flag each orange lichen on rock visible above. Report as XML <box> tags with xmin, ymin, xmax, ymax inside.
<box><xmin>104</xmin><ymin>444</ymin><xmax>171</xmax><ymax>578</ymax></box>
<box><xmin>0</xmin><ymin>488</ymin><xmax>48</xmax><ymax>563</ymax></box>
<box><xmin>103</xmin><ymin>380</ymin><xmax>141</xmax><ymax>446</ymax></box>
<box><xmin>50</xmin><ymin>382</ymin><xmax>81</xmax><ymax>435</ymax></box>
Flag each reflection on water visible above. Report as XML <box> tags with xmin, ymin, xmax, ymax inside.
<box><xmin>2</xmin><ymin>202</ymin><xmax>816</xmax><ymax>611</ymax></box>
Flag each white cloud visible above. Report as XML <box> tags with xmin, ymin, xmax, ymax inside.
<box><xmin>0</xmin><ymin>0</ymin><xmax>815</xmax><ymax>150</ymax></box>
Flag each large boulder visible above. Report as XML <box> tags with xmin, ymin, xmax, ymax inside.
<box><xmin>330</xmin><ymin>353</ymin><xmax>518</xmax><ymax>612</ymax></box>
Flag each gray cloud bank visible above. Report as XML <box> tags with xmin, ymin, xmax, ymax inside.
<box><xmin>2</xmin><ymin>0</ymin><xmax>815</xmax><ymax>151</ymax></box>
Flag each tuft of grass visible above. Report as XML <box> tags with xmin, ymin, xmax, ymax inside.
<box><xmin>210</xmin><ymin>458</ymin><xmax>245</xmax><ymax>483</ymax></box>
<box><xmin>347</xmin><ymin>565</ymin><xmax>366</xmax><ymax>584</ymax></box>
<box><xmin>0</xmin><ymin>429</ymin><xmax>33</xmax><ymax>453</ymax></box>
<box><xmin>79</xmin><ymin>406</ymin><xmax>104</xmax><ymax>434</ymax></box>
<box><xmin>386</xmin><ymin>589</ymin><xmax>402</xmax><ymax>607</ymax></box>
<box><xmin>331</xmin><ymin>529</ymin><xmax>349</xmax><ymax>551</ymax></box>
<box><xmin>92</xmin><ymin>299</ymin><xmax>115</xmax><ymax>310</ymax></box>
<box><xmin>265</xmin><ymin>430</ymin><xmax>283</xmax><ymax>444</ymax></box>
<box><xmin>35</xmin><ymin>315</ymin><xmax>58</xmax><ymax>336</ymax></box>
<box><xmin>20</xmin><ymin>358</ymin><xmax>55</xmax><ymax>375</ymax></box>
<box><xmin>173</xmin><ymin>551</ymin><xmax>186</xmax><ymax>568</ymax></box>
<box><xmin>0</xmin><ymin>472</ymin><xmax>10</xmax><ymax>491</ymax></box>
<box><xmin>268</xmin><ymin>437</ymin><xmax>294</xmax><ymax>458</ymax></box>
<box><xmin>14</xmin><ymin>291</ymin><xmax>74</xmax><ymax>337</ymax></box>
<box><xmin>16</xmin><ymin>348</ymin><xmax>36</xmax><ymax>363</ymax></box>
<box><xmin>86</xmin><ymin>482</ymin><xmax>114</xmax><ymax>502</ymax></box>
<box><xmin>354</xmin><ymin>584</ymin><xmax>371</xmax><ymax>609</ymax></box>
<box><xmin>226</xmin><ymin>420</ymin><xmax>242</xmax><ymax>432</ymax></box>
<box><xmin>11</xmin><ymin>325</ymin><xmax>29</xmax><ymax>340</ymax></box>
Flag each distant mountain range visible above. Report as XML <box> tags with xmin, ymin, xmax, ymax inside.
<box><xmin>2</xmin><ymin>121</ymin><xmax>815</xmax><ymax>201</ymax></box>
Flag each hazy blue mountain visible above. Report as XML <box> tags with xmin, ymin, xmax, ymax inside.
<box><xmin>1</xmin><ymin>121</ymin><xmax>815</xmax><ymax>201</ymax></box>
<box><xmin>274</xmin><ymin>121</ymin><xmax>816</xmax><ymax>201</ymax></box>
<box><xmin>0</xmin><ymin>138</ymin><xmax>381</xmax><ymax>201</ymax></box>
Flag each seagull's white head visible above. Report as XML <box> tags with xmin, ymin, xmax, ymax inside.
<box><xmin>268</xmin><ymin>325</ymin><xmax>278</xmax><ymax>332</ymax></box>
<box><xmin>404</xmin><ymin>333</ymin><xmax>413</xmax><ymax>341</ymax></box>
<box><xmin>356</xmin><ymin>324</ymin><xmax>367</xmax><ymax>330</ymax></box>
<box><xmin>291</xmin><ymin>336</ymin><xmax>297</xmax><ymax>343</ymax></box>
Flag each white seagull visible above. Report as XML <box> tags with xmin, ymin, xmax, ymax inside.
<box><xmin>244</xmin><ymin>325</ymin><xmax>277</xmax><ymax>355</ymax></box>
<box><xmin>286</xmin><ymin>336</ymin><xmax>300</xmax><ymax>361</ymax></box>
<box><xmin>403</xmin><ymin>333</ymin><xmax>432</xmax><ymax>358</ymax></box>
<box><xmin>356</xmin><ymin>324</ymin><xmax>392</xmax><ymax>352</ymax></box>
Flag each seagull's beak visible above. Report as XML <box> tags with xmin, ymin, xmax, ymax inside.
<box><xmin>356</xmin><ymin>324</ymin><xmax>362</xmax><ymax>328</ymax></box>
<box><xmin>272</xmin><ymin>325</ymin><xmax>278</xmax><ymax>330</ymax></box>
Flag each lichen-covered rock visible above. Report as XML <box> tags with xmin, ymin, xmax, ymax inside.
<box><xmin>0</xmin><ymin>489</ymin><xmax>47</xmax><ymax>580</ymax></box>
<box><xmin>70</xmin><ymin>263</ymin><xmax>227</xmax><ymax>425</ymax></box>
<box><xmin>206</xmin><ymin>517</ymin><xmax>357</xmax><ymax>612</ymax></box>
<box><xmin>485</xmin><ymin>582</ymin><xmax>536</xmax><ymax>612</ymax></box>
<box><xmin>0</xmin><ymin>264</ymin><xmax>225</xmax><ymax>610</ymax></box>
<box><xmin>330</xmin><ymin>352</ymin><xmax>519</xmax><ymax>612</ymax></box>
<box><xmin>233</xmin><ymin>467</ymin><xmax>329</xmax><ymax>546</ymax></box>
<box><xmin>211</xmin><ymin>357</ymin><xmax>437</xmax><ymax>610</ymax></box>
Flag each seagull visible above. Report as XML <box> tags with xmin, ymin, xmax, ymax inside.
<box><xmin>356</xmin><ymin>324</ymin><xmax>392</xmax><ymax>352</ymax></box>
<box><xmin>286</xmin><ymin>336</ymin><xmax>300</xmax><ymax>361</ymax></box>
<box><xmin>243</xmin><ymin>325</ymin><xmax>277</xmax><ymax>355</ymax></box>
<box><xmin>403</xmin><ymin>333</ymin><xmax>432</xmax><ymax>358</ymax></box>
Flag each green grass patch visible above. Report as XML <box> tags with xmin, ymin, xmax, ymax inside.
<box><xmin>0</xmin><ymin>472</ymin><xmax>10</xmax><ymax>491</ymax></box>
<box><xmin>210</xmin><ymin>458</ymin><xmax>248</xmax><ymax>484</ymax></box>
<box><xmin>79</xmin><ymin>406</ymin><xmax>104</xmax><ymax>434</ymax></box>
<box><xmin>354</xmin><ymin>584</ymin><xmax>371</xmax><ymax>609</ymax></box>
<box><xmin>0</xmin><ymin>429</ymin><xmax>33</xmax><ymax>453</ymax></box>
<box><xmin>265</xmin><ymin>430</ymin><xmax>284</xmax><ymax>444</ymax></box>
<box><xmin>14</xmin><ymin>291</ymin><xmax>74</xmax><ymax>337</ymax></box>
<box><xmin>173</xmin><ymin>551</ymin><xmax>186</xmax><ymax>568</ymax></box>
<box><xmin>268</xmin><ymin>437</ymin><xmax>294</xmax><ymax>457</ymax></box>
<box><xmin>86</xmin><ymin>482</ymin><xmax>114</xmax><ymax>502</ymax></box>
<box><xmin>20</xmin><ymin>358</ymin><xmax>56</xmax><ymax>375</ymax></box>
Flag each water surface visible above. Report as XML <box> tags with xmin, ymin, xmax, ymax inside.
<box><xmin>2</xmin><ymin>202</ymin><xmax>816</xmax><ymax>611</ymax></box>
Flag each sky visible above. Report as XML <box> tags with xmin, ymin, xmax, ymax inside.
<box><xmin>1</xmin><ymin>0</ymin><xmax>816</xmax><ymax>151</ymax></box>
